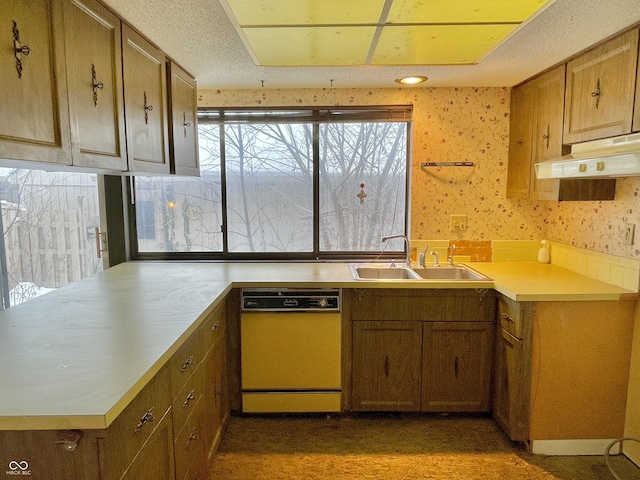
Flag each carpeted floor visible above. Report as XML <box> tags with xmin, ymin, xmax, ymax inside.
<box><xmin>208</xmin><ymin>414</ymin><xmax>640</xmax><ymax>479</ymax></box>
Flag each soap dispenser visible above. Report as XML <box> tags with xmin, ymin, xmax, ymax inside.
<box><xmin>537</xmin><ymin>240</ymin><xmax>550</xmax><ymax>264</ymax></box>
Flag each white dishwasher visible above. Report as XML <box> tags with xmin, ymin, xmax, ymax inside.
<box><xmin>240</xmin><ymin>288</ymin><xmax>341</xmax><ymax>413</ymax></box>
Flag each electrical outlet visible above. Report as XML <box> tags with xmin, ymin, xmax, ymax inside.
<box><xmin>624</xmin><ymin>223</ymin><xmax>635</xmax><ymax>246</ymax></box>
<box><xmin>450</xmin><ymin>215</ymin><xmax>467</xmax><ymax>232</ymax></box>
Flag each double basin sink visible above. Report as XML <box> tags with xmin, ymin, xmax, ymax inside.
<box><xmin>349</xmin><ymin>263</ymin><xmax>491</xmax><ymax>282</ymax></box>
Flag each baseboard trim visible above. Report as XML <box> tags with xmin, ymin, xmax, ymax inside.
<box><xmin>531</xmin><ymin>439</ymin><xmax>621</xmax><ymax>456</ymax></box>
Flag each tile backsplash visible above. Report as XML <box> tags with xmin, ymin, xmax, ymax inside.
<box><xmin>493</xmin><ymin>240</ymin><xmax>640</xmax><ymax>291</ymax></box>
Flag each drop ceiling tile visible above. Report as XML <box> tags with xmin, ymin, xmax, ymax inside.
<box><xmin>387</xmin><ymin>0</ymin><xmax>553</xmax><ymax>24</ymax></box>
<box><xmin>243</xmin><ymin>27</ymin><xmax>376</xmax><ymax>65</ymax></box>
<box><xmin>224</xmin><ymin>0</ymin><xmax>386</xmax><ymax>25</ymax></box>
<box><xmin>372</xmin><ymin>24</ymin><xmax>519</xmax><ymax>64</ymax></box>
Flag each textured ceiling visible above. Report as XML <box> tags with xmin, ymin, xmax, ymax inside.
<box><xmin>101</xmin><ymin>0</ymin><xmax>640</xmax><ymax>89</ymax></box>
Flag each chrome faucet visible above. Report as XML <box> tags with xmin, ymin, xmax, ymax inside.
<box><xmin>430</xmin><ymin>251</ymin><xmax>440</xmax><ymax>267</ymax></box>
<box><xmin>418</xmin><ymin>245</ymin><xmax>429</xmax><ymax>267</ymax></box>
<box><xmin>448</xmin><ymin>244</ymin><xmax>456</xmax><ymax>266</ymax></box>
<box><xmin>381</xmin><ymin>234</ymin><xmax>411</xmax><ymax>267</ymax></box>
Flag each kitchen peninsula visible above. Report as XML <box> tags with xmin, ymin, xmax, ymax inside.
<box><xmin>0</xmin><ymin>260</ymin><xmax>636</xmax><ymax>479</ymax></box>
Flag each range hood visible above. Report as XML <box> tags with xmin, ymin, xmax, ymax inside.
<box><xmin>535</xmin><ymin>133</ymin><xmax>640</xmax><ymax>179</ymax></box>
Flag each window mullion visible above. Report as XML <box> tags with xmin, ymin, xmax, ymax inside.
<box><xmin>220</xmin><ymin>124</ymin><xmax>229</xmax><ymax>256</ymax></box>
<box><xmin>313</xmin><ymin>121</ymin><xmax>320</xmax><ymax>258</ymax></box>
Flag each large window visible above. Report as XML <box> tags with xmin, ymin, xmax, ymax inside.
<box><xmin>0</xmin><ymin>169</ymin><xmax>103</xmax><ymax>308</ymax></box>
<box><xmin>133</xmin><ymin>107</ymin><xmax>410</xmax><ymax>259</ymax></box>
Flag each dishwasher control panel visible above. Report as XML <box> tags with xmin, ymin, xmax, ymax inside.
<box><xmin>241</xmin><ymin>288</ymin><xmax>341</xmax><ymax>311</ymax></box>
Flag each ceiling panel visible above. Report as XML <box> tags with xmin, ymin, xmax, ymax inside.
<box><xmin>225</xmin><ymin>0</ymin><xmax>386</xmax><ymax>25</ymax></box>
<box><xmin>373</xmin><ymin>24</ymin><xmax>519</xmax><ymax>65</ymax></box>
<box><xmin>223</xmin><ymin>0</ymin><xmax>554</xmax><ymax>66</ymax></box>
<box><xmin>243</xmin><ymin>27</ymin><xmax>376</xmax><ymax>66</ymax></box>
<box><xmin>387</xmin><ymin>0</ymin><xmax>552</xmax><ymax>24</ymax></box>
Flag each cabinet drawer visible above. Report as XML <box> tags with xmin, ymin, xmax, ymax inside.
<box><xmin>200</xmin><ymin>303</ymin><xmax>226</xmax><ymax>354</ymax></box>
<box><xmin>497</xmin><ymin>295</ymin><xmax>524</xmax><ymax>339</ymax></box>
<box><xmin>174</xmin><ymin>401</ymin><xmax>205</xmax><ymax>480</ymax></box>
<box><xmin>101</xmin><ymin>366</ymin><xmax>172</xmax><ymax>480</ymax></box>
<box><xmin>172</xmin><ymin>364</ymin><xmax>203</xmax><ymax>435</ymax></box>
<box><xmin>169</xmin><ymin>332</ymin><xmax>202</xmax><ymax>400</ymax></box>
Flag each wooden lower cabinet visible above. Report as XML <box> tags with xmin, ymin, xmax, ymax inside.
<box><xmin>422</xmin><ymin>321</ymin><xmax>493</xmax><ymax>412</ymax></box>
<box><xmin>121</xmin><ymin>408</ymin><xmax>175</xmax><ymax>480</ymax></box>
<box><xmin>352</xmin><ymin>321</ymin><xmax>422</xmax><ymax>411</ymax></box>
<box><xmin>0</xmin><ymin>302</ymin><xmax>229</xmax><ymax>480</ymax></box>
<box><xmin>493</xmin><ymin>328</ymin><xmax>525</xmax><ymax>440</ymax></box>
<box><xmin>350</xmin><ymin>289</ymin><xmax>496</xmax><ymax>414</ymax></box>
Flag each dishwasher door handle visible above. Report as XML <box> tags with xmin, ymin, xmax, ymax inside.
<box><xmin>283</xmin><ymin>299</ymin><xmax>299</xmax><ymax>307</ymax></box>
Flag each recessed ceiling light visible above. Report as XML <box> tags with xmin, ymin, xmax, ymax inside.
<box><xmin>395</xmin><ymin>76</ymin><xmax>428</xmax><ymax>85</ymax></box>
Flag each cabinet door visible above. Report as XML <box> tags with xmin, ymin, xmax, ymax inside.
<box><xmin>63</xmin><ymin>0</ymin><xmax>127</xmax><ymax>170</ymax></box>
<box><xmin>506</xmin><ymin>82</ymin><xmax>535</xmax><ymax>199</ymax></box>
<box><xmin>201</xmin><ymin>333</ymin><xmax>227</xmax><ymax>462</ymax></box>
<box><xmin>422</xmin><ymin>322</ymin><xmax>493</xmax><ymax>412</ymax></box>
<box><xmin>0</xmin><ymin>0</ymin><xmax>71</xmax><ymax>164</ymax></box>
<box><xmin>168</xmin><ymin>62</ymin><xmax>199</xmax><ymax>176</ymax></box>
<box><xmin>493</xmin><ymin>328</ymin><xmax>525</xmax><ymax>441</ymax></box>
<box><xmin>564</xmin><ymin>29</ymin><xmax>639</xmax><ymax>144</ymax></box>
<box><xmin>530</xmin><ymin>65</ymin><xmax>565</xmax><ymax>201</ymax></box>
<box><xmin>122</xmin><ymin>408</ymin><xmax>175</xmax><ymax>480</ymax></box>
<box><xmin>352</xmin><ymin>321</ymin><xmax>422</xmax><ymax>411</ymax></box>
<box><xmin>122</xmin><ymin>25</ymin><xmax>170</xmax><ymax>174</ymax></box>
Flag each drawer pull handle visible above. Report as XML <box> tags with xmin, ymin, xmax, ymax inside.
<box><xmin>212</xmin><ymin>322</ymin><xmax>220</xmax><ymax>331</ymax></box>
<box><xmin>501</xmin><ymin>313</ymin><xmax>514</xmax><ymax>323</ymax></box>
<box><xmin>134</xmin><ymin>407</ymin><xmax>155</xmax><ymax>433</ymax></box>
<box><xmin>384</xmin><ymin>355</ymin><xmax>390</xmax><ymax>378</ymax></box>
<box><xmin>186</xmin><ymin>427</ymin><xmax>198</xmax><ymax>448</ymax></box>
<box><xmin>183</xmin><ymin>390</ymin><xmax>196</xmax><ymax>408</ymax></box>
<box><xmin>454</xmin><ymin>356</ymin><xmax>459</xmax><ymax>378</ymax></box>
<box><xmin>181</xmin><ymin>355</ymin><xmax>195</xmax><ymax>372</ymax></box>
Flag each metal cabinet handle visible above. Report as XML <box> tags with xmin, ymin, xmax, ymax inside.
<box><xmin>183</xmin><ymin>389</ymin><xmax>196</xmax><ymax>408</ymax></box>
<box><xmin>212</xmin><ymin>321</ymin><xmax>220</xmax><ymax>331</ymax></box>
<box><xmin>134</xmin><ymin>407</ymin><xmax>155</xmax><ymax>433</ymax></box>
<box><xmin>91</xmin><ymin>64</ymin><xmax>104</xmax><ymax>107</ymax></box>
<box><xmin>181</xmin><ymin>355</ymin><xmax>195</xmax><ymax>372</ymax></box>
<box><xmin>143</xmin><ymin>91</ymin><xmax>153</xmax><ymax>124</ymax></box>
<box><xmin>542</xmin><ymin>124</ymin><xmax>550</xmax><ymax>150</ymax></box>
<box><xmin>501</xmin><ymin>313</ymin><xmax>514</xmax><ymax>323</ymax></box>
<box><xmin>12</xmin><ymin>21</ymin><xmax>30</xmax><ymax>79</ymax></box>
<box><xmin>183</xmin><ymin>112</ymin><xmax>191</xmax><ymax>137</ymax></box>
<box><xmin>591</xmin><ymin>78</ymin><xmax>601</xmax><ymax>110</ymax></box>
<box><xmin>186</xmin><ymin>427</ymin><xmax>198</xmax><ymax>448</ymax></box>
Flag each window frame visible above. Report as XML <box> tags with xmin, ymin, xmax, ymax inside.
<box><xmin>128</xmin><ymin>105</ymin><xmax>412</xmax><ymax>262</ymax></box>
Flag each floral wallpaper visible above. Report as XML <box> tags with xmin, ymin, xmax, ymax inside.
<box><xmin>198</xmin><ymin>87</ymin><xmax>640</xmax><ymax>260</ymax></box>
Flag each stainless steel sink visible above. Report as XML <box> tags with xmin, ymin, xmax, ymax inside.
<box><xmin>349</xmin><ymin>264</ymin><xmax>420</xmax><ymax>280</ymax></box>
<box><xmin>348</xmin><ymin>263</ymin><xmax>490</xmax><ymax>281</ymax></box>
<box><xmin>411</xmin><ymin>265</ymin><xmax>488</xmax><ymax>280</ymax></box>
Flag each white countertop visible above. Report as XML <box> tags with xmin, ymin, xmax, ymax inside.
<box><xmin>0</xmin><ymin>260</ymin><xmax>634</xmax><ymax>430</ymax></box>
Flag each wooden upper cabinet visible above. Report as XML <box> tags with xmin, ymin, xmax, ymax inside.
<box><xmin>0</xmin><ymin>0</ymin><xmax>71</xmax><ymax>165</ymax></box>
<box><xmin>634</xmin><ymin>41</ymin><xmax>640</xmax><ymax>132</ymax></box>
<box><xmin>506</xmin><ymin>82</ymin><xmax>534</xmax><ymax>199</ymax></box>
<box><xmin>563</xmin><ymin>29</ymin><xmax>639</xmax><ymax>144</ymax></box>
<box><xmin>63</xmin><ymin>0</ymin><xmax>127</xmax><ymax>170</ymax></box>
<box><xmin>168</xmin><ymin>62</ymin><xmax>199</xmax><ymax>176</ymax></box>
<box><xmin>529</xmin><ymin>65</ymin><xmax>565</xmax><ymax>201</ymax></box>
<box><xmin>122</xmin><ymin>25</ymin><xmax>170</xmax><ymax>174</ymax></box>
